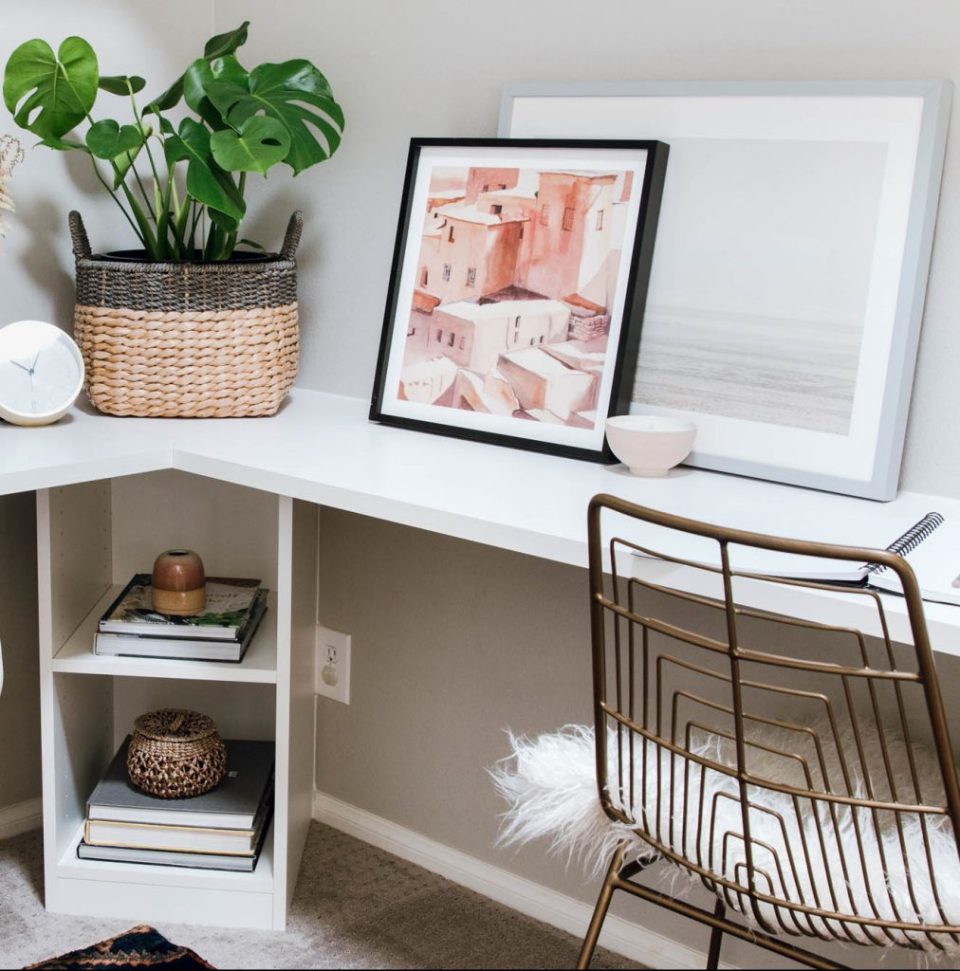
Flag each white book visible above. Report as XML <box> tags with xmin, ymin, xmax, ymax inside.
<box><xmin>84</xmin><ymin>793</ymin><xmax>270</xmax><ymax>856</ymax></box>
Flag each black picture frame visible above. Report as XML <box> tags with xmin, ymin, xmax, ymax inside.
<box><xmin>370</xmin><ymin>137</ymin><xmax>669</xmax><ymax>461</ymax></box>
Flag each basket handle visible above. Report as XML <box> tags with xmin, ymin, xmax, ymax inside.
<box><xmin>68</xmin><ymin>211</ymin><xmax>92</xmax><ymax>260</ymax></box>
<box><xmin>280</xmin><ymin>211</ymin><xmax>304</xmax><ymax>260</ymax></box>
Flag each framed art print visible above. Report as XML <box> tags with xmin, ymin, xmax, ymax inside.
<box><xmin>501</xmin><ymin>81</ymin><xmax>951</xmax><ymax>499</ymax></box>
<box><xmin>370</xmin><ymin>138</ymin><xmax>669</xmax><ymax>461</ymax></box>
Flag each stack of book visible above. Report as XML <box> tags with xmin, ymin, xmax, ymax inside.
<box><xmin>95</xmin><ymin>575</ymin><xmax>268</xmax><ymax>662</ymax></box>
<box><xmin>78</xmin><ymin>737</ymin><xmax>275</xmax><ymax>872</ymax></box>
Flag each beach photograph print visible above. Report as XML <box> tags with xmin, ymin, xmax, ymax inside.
<box><xmin>372</xmin><ymin>141</ymin><xmax>666</xmax><ymax>458</ymax></box>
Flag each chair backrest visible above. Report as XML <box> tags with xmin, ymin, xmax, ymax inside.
<box><xmin>587</xmin><ymin>493</ymin><xmax>960</xmax><ymax>950</ymax></box>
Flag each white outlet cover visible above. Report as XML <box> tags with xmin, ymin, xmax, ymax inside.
<box><xmin>315</xmin><ymin>625</ymin><xmax>351</xmax><ymax>704</ymax></box>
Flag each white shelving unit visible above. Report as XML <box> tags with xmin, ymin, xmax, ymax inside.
<box><xmin>4</xmin><ymin>389</ymin><xmax>960</xmax><ymax>932</ymax></box>
<box><xmin>35</xmin><ymin>470</ymin><xmax>318</xmax><ymax>930</ymax></box>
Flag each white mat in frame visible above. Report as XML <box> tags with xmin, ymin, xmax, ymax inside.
<box><xmin>500</xmin><ymin>81</ymin><xmax>951</xmax><ymax>499</ymax></box>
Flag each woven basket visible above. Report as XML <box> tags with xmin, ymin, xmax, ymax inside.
<box><xmin>127</xmin><ymin>709</ymin><xmax>227</xmax><ymax>799</ymax></box>
<box><xmin>70</xmin><ymin>211</ymin><xmax>302</xmax><ymax>418</ymax></box>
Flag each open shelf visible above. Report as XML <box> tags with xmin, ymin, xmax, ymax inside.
<box><xmin>53</xmin><ymin>586</ymin><xmax>278</xmax><ymax>684</ymax></box>
<box><xmin>56</xmin><ymin>817</ymin><xmax>275</xmax><ymax>893</ymax></box>
<box><xmin>38</xmin><ymin>473</ymin><xmax>318</xmax><ymax>930</ymax></box>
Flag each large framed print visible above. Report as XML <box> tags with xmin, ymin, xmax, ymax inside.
<box><xmin>501</xmin><ymin>81</ymin><xmax>951</xmax><ymax>499</ymax></box>
<box><xmin>370</xmin><ymin>138</ymin><xmax>669</xmax><ymax>461</ymax></box>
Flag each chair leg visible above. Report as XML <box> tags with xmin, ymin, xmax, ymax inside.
<box><xmin>577</xmin><ymin>843</ymin><xmax>629</xmax><ymax>970</ymax></box>
<box><xmin>705</xmin><ymin>897</ymin><xmax>726</xmax><ymax>970</ymax></box>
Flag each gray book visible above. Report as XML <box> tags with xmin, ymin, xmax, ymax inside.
<box><xmin>88</xmin><ymin>737</ymin><xmax>275</xmax><ymax>830</ymax></box>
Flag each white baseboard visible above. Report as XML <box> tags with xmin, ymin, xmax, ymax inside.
<box><xmin>313</xmin><ymin>790</ymin><xmax>725</xmax><ymax>970</ymax></box>
<box><xmin>0</xmin><ymin>796</ymin><xmax>42</xmax><ymax>841</ymax></box>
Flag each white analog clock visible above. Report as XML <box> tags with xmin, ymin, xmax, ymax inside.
<box><xmin>0</xmin><ymin>320</ymin><xmax>85</xmax><ymax>426</ymax></box>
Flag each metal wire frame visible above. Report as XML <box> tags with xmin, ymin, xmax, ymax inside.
<box><xmin>578</xmin><ymin>493</ymin><xmax>960</xmax><ymax>970</ymax></box>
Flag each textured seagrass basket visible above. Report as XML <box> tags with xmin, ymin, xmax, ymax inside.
<box><xmin>127</xmin><ymin>709</ymin><xmax>226</xmax><ymax>799</ymax></box>
<box><xmin>70</xmin><ymin>210</ymin><xmax>302</xmax><ymax>418</ymax></box>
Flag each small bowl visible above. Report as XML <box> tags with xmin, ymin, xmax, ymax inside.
<box><xmin>605</xmin><ymin>415</ymin><xmax>697</xmax><ymax>477</ymax></box>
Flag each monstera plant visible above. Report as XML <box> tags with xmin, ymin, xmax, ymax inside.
<box><xmin>2</xmin><ymin>22</ymin><xmax>344</xmax><ymax>261</ymax></box>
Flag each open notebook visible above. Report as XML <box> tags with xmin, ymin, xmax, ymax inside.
<box><xmin>727</xmin><ymin>512</ymin><xmax>960</xmax><ymax>607</ymax></box>
<box><xmin>631</xmin><ymin>512</ymin><xmax>960</xmax><ymax>607</ymax></box>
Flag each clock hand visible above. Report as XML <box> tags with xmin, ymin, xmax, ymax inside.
<box><xmin>11</xmin><ymin>360</ymin><xmax>32</xmax><ymax>374</ymax></box>
<box><xmin>30</xmin><ymin>352</ymin><xmax>40</xmax><ymax>375</ymax></box>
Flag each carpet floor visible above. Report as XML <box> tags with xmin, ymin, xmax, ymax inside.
<box><xmin>1</xmin><ymin>822</ymin><xmax>635</xmax><ymax>969</ymax></box>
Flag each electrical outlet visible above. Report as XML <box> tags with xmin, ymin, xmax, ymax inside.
<box><xmin>315</xmin><ymin>625</ymin><xmax>351</xmax><ymax>704</ymax></box>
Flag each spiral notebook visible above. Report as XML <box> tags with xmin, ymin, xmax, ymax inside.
<box><xmin>732</xmin><ymin>512</ymin><xmax>960</xmax><ymax>607</ymax></box>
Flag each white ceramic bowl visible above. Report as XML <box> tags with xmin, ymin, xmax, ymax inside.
<box><xmin>605</xmin><ymin>415</ymin><xmax>697</xmax><ymax>476</ymax></box>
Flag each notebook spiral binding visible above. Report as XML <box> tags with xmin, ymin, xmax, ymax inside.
<box><xmin>864</xmin><ymin>511</ymin><xmax>945</xmax><ymax>575</ymax></box>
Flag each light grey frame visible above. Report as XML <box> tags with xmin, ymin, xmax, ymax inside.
<box><xmin>499</xmin><ymin>81</ymin><xmax>952</xmax><ymax>501</ymax></box>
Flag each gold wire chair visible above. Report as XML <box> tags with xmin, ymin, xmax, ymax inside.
<box><xmin>579</xmin><ymin>494</ymin><xmax>960</xmax><ymax>970</ymax></box>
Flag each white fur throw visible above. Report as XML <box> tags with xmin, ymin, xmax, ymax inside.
<box><xmin>491</xmin><ymin>721</ymin><xmax>960</xmax><ymax>953</ymax></box>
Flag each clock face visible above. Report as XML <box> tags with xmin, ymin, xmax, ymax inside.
<box><xmin>0</xmin><ymin>320</ymin><xmax>85</xmax><ymax>426</ymax></box>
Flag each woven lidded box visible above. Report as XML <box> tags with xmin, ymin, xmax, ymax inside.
<box><xmin>69</xmin><ymin>211</ymin><xmax>302</xmax><ymax>418</ymax></box>
<box><xmin>127</xmin><ymin>709</ymin><xmax>227</xmax><ymax>799</ymax></box>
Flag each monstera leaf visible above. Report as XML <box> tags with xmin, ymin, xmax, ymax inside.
<box><xmin>86</xmin><ymin>119</ymin><xmax>151</xmax><ymax>187</ymax></box>
<box><xmin>147</xmin><ymin>21</ymin><xmax>249</xmax><ymax>114</ymax></box>
<box><xmin>183</xmin><ymin>55</ymin><xmax>248</xmax><ymax>130</ymax></box>
<box><xmin>3</xmin><ymin>37</ymin><xmax>98</xmax><ymax>139</ymax></box>
<box><xmin>164</xmin><ymin>117</ymin><xmax>244</xmax><ymax>222</ymax></box>
<box><xmin>99</xmin><ymin>75</ymin><xmax>146</xmax><ymax>96</ymax></box>
<box><xmin>206</xmin><ymin>60</ymin><xmax>344</xmax><ymax>175</ymax></box>
<box><xmin>210</xmin><ymin>116</ymin><xmax>291</xmax><ymax>174</ymax></box>
<box><xmin>86</xmin><ymin>119</ymin><xmax>145</xmax><ymax>159</ymax></box>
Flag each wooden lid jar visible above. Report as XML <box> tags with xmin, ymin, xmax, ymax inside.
<box><xmin>151</xmin><ymin>549</ymin><xmax>206</xmax><ymax>616</ymax></box>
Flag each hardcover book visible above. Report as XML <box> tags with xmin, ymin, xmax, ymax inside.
<box><xmin>77</xmin><ymin>812</ymin><xmax>271</xmax><ymax>872</ymax></box>
<box><xmin>84</xmin><ymin>787</ymin><xmax>273</xmax><ymax>856</ymax></box>
<box><xmin>99</xmin><ymin>576</ymin><xmax>266</xmax><ymax>641</ymax></box>
<box><xmin>94</xmin><ymin>593</ymin><xmax>267</xmax><ymax>662</ymax></box>
<box><xmin>88</xmin><ymin>737</ymin><xmax>275</xmax><ymax>830</ymax></box>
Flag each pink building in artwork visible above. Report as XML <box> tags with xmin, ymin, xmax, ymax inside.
<box><xmin>523</xmin><ymin>171</ymin><xmax>620</xmax><ymax>307</ymax></box>
<box><xmin>402</xmin><ymin>163</ymin><xmax>631</xmax><ymax>426</ymax></box>
<box><xmin>418</xmin><ymin>207</ymin><xmax>526</xmax><ymax>305</ymax></box>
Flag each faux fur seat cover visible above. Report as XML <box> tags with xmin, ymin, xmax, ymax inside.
<box><xmin>491</xmin><ymin>721</ymin><xmax>960</xmax><ymax>953</ymax></box>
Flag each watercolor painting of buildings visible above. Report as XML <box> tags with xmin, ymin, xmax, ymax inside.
<box><xmin>372</xmin><ymin>141</ymin><xmax>668</xmax><ymax>459</ymax></box>
<box><xmin>402</xmin><ymin>164</ymin><xmax>630</xmax><ymax>428</ymax></box>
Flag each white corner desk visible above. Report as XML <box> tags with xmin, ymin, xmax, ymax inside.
<box><xmin>2</xmin><ymin>389</ymin><xmax>959</xmax><ymax>930</ymax></box>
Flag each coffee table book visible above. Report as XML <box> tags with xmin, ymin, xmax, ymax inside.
<box><xmin>87</xmin><ymin>737</ymin><xmax>275</xmax><ymax>830</ymax></box>
<box><xmin>95</xmin><ymin>592</ymin><xmax>268</xmax><ymax>662</ymax></box>
<box><xmin>99</xmin><ymin>576</ymin><xmax>265</xmax><ymax>640</ymax></box>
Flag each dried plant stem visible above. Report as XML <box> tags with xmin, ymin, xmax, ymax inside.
<box><xmin>0</xmin><ymin>134</ymin><xmax>24</xmax><ymax>238</ymax></box>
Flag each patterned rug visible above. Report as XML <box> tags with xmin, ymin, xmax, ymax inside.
<box><xmin>25</xmin><ymin>925</ymin><xmax>215</xmax><ymax>970</ymax></box>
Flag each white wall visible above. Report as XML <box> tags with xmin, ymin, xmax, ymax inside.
<box><xmin>0</xmin><ymin>1</ymin><xmax>216</xmax><ymax>325</ymax></box>
<box><xmin>216</xmin><ymin>0</ymin><xmax>960</xmax><ymax>498</ymax></box>
<box><xmin>0</xmin><ymin>0</ymin><xmax>210</xmax><ymax>831</ymax></box>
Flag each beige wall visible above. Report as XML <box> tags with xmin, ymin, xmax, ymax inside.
<box><xmin>315</xmin><ymin>507</ymin><xmax>960</xmax><ymax>968</ymax></box>
<box><xmin>0</xmin><ymin>494</ymin><xmax>40</xmax><ymax>807</ymax></box>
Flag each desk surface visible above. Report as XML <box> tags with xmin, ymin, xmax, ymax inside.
<box><xmin>3</xmin><ymin>389</ymin><xmax>960</xmax><ymax>653</ymax></box>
